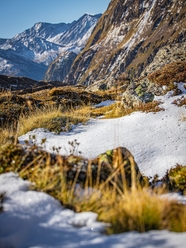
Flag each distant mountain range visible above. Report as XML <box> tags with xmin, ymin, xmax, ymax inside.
<box><xmin>0</xmin><ymin>14</ymin><xmax>101</xmax><ymax>80</ymax></box>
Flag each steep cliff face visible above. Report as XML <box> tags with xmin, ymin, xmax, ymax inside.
<box><xmin>65</xmin><ymin>0</ymin><xmax>186</xmax><ymax>87</ymax></box>
<box><xmin>44</xmin><ymin>51</ymin><xmax>77</xmax><ymax>81</ymax></box>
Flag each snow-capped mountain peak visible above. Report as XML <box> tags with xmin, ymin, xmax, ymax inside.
<box><xmin>0</xmin><ymin>13</ymin><xmax>101</xmax><ymax>80</ymax></box>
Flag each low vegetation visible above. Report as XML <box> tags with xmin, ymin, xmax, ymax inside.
<box><xmin>84</xmin><ymin>187</ymin><xmax>186</xmax><ymax>234</ymax></box>
<box><xmin>0</xmin><ymin>141</ymin><xmax>186</xmax><ymax>233</ymax></box>
<box><xmin>0</xmin><ymin>86</ymin><xmax>113</xmax><ymax>131</ymax></box>
<box><xmin>148</xmin><ymin>61</ymin><xmax>186</xmax><ymax>86</ymax></box>
<box><xmin>102</xmin><ymin>100</ymin><xmax>164</xmax><ymax>119</ymax></box>
<box><xmin>172</xmin><ymin>96</ymin><xmax>186</xmax><ymax>107</ymax></box>
<box><xmin>18</xmin><ymin>105</ymin><xmax>90</xmax><ymax>136</ymax></box>
<box><xmin>0</xmin><ymin>85</ymin><xmax>165</xmax><ymax>145</ymax></box>
<box><xmin>166</xmin><ymin>164</ymin><xmax>186</xmax><ymax>195</ymax></box>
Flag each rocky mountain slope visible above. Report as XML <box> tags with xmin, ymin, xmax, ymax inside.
<box><xmin>44</xmin><ymin>51</ymin><xmax>77</xmax><ymax>81</ymax></box>
<box><xmin>0</xmin><ymin>14</ymin><xmax>101</xmax><ymax>80</ymax></box>
<box><xmin>64</xmin><ymin>0</ymin><xmax>186</xmax><ymax>88</ymax></box>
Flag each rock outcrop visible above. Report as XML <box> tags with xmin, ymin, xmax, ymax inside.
<box><xmin>66</xmin><ymin>146</ymin><xmax>144</xmax><ymax>188</ymax></box>
<box><xmin>64</xmin><ymin>0</ymin><xmax>186</xmax><ymax>88</ymax></box>
<box><xmin>44</xmin><ymin>51</ymin><xmax>77</xmax><ymax>82</ymax></box>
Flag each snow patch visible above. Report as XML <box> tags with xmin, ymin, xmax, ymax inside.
<box><xmin>19</xmin><ymin>84</ymin><xmax>186</xmax><ymax>178</ymax></box>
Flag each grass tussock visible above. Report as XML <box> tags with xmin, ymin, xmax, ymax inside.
<box><xmin>17</xmin><ymin>105</ymin><xmax>90</xmax><ymax>136</ymax></box>
<box><xmin>102</xmin><ymin>101</ymin><xmax>164</xmax><ymax>119</ymax></box>
<box><xmin>19</xmin><ymin>159</ymin><xmax>186</xmax><ymax>234</ymax></box>
<box><xmin>0</xmin><ymin>127</ymin><xmax>16</xmax><ymax>147</ymax></box>
<box><xmin>1</xmin><ymin>143</ymin><xmax>186</xmax><ymax>234</ymax></box>
<box><xmin>77</xmin><ymin>187</ymin><xmax>186</xmax><ymax>234</ymax></box>
<box><xmin>167</xmin><ymin>164</ymin><xmax>186</xmax><ymax>194</ymax></box>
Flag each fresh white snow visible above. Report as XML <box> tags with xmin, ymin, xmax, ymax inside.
<box><xmin>1</xmin><ymin>172</ymin><xmax>186</xmax><ymax>248</ymax></box>
<box><xmin>19</xmin><ymin>83</ymin><xmax>186</xmax><ymax>178</ymax></box>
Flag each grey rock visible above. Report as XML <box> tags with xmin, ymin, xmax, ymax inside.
<box><xmin>44</xmin><ymin>51</ymin><xmax>77</xmax><ymax>82</ymax></box>
<box><xmin>140</xmin><ymin>92</ymin><xmax>154</xmax><ymax>103</ymax></box>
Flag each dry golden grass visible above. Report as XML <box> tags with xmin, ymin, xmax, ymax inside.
<box><xmin>48</xmin><ymin>86</ymin><xmax>85</xmax><ymax>96</ymax></box>
<box><xmin>17</xmin><ymin>105</ymin><xmax>90</xmax><ymax>136</ymax></box>
<box><xmin>48</xmin><ymin>85</ymin><xmax>114</xmax><ymax>99</ymax></box>
<box><xmin>0</xmin><ymin>103</ymin><xmax>112</xmax><ymax>146</ymax></box>
<box><xmin>0</xmin><ymin>99</ymin><xmax>163</xmax><ymax>145</ymax></box>
<box><xmin>76</xmin><ymin>187</ymin><xmax>186</xmax><ymax>234</ymax></box>
<box><xmin>18</xmin><ymin>154</ymin><xmax>186</xmax><ymax>234</ymax></box>
<box><xmin>0</xmin><ymin>127</ymin><xmax>16</xmax><ymax>146</ymax></box>
<box><xmin>1</xmin><ymin>140</ymin><xmax>186</xmax><ymax>234</ymax></box>
<box><xmin>102</xmin><ymin>101</ymin><xmax>164</xmax><ymax>119</ymax></box>
<box><xmin>0</xmin><ymin>91</ymin><xmax>12</xmax><ymax>97</ymax></box>
<box><xmin>148</xmin><ymin>61</ymin><xmax>186</xmax><ymax>86</ymax></box>
<box><xmin>74</xmin><ymin>104</ymin><xmax>117</xmax><ymax>118</ymax></box>
<box><xmin>180</xmin><ymin>113</ymin><xmax>186</xmax><ymax>121</ymax></box>
<box><xmin>75</xmin><ymin>100</ymin><xmax>163</xmax><ymax>120</ymax></box>
<box><xmin>172</xmin><ymin>97</ymin><xmax>186</xmax><ymax>107</ymax></box>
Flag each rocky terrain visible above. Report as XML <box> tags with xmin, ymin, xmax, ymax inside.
<box><xmin>44</xmin><ymin>51</ymin><xmax>77</xmax><ymax>82</ymax></box>
<box><xmin>64</xmin><ymin>0</ymin><xmax>185</xmax><ymax>89</ymax></box>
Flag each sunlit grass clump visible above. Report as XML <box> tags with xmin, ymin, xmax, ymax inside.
<box><xmin>167</xmin><ymin>164</ymin><xmax>186</xmax><ymax>195</ymax></box>
<box><xmin>101</xmin><ymin>100</ymin><xmax>164</xmax><ymax>119</ymax></box>
<box><xmin>17</xmin><ymin>105</ymin><xmax>90</xmax><ymax>135</ymax></box>
<box><xmin>0</xmin><ymin>88</ymin><xmax>164</xmax><ymax>145</ymax></box>
<box><xmin>77</xmin><ymin>187</ymin><xmax>186</xmax><ymax>234</ymax></box>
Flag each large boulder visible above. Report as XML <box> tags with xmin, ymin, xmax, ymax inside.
<box><xmin>97</xmin><ymin>147</ymin><xmax>144</xmax><ymax>188</ymax></box>
<box><xmin>66</xmin><ymin>147</ymin><xmax>145</xmax><ymax>189</ymax></box>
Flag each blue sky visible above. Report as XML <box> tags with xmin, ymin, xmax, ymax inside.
<box><xmin>0</xmin><ymin>0</ymin><xmax>110</xmax><ymax>39</ymax></box>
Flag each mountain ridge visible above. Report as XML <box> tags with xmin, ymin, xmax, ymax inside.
<box><xmin>0</xmin><ymin>14</ymin><xmax>101</xmax><ymax>80</ymax></box>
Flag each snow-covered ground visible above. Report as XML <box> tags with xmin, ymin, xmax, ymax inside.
<box><xmin>0</xmin><ymin>83</ymin><xmax>186</xmax><ymax>247</ymax></box>
<box><xmin>1</xmin><ymin>172</ymin><xmax>186</xmax><ymax>248</ymax></box>
<box><xmin>19</xmin><ymin>83</ymin><xmax>186</xmax><ymax>178</ymax></box>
